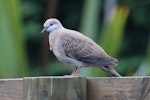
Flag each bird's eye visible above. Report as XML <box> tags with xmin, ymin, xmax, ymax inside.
<box><xmin>50</xmin><ymin>23</ymin><xmax>53</xmax><ymax>26</ymax></box>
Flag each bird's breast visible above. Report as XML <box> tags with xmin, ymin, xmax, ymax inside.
<box><xmin>49</xmin><ymin>31</ymin><xmax>60</xmax><ymax>50</ymax></box>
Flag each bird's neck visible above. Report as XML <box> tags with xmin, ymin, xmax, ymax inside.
<box><xmin>51</xmin><ymin>27</ymin><xmax>64</xmax><ymax>33</ymax></box>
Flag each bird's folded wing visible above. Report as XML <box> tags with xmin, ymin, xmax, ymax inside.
<box><xmin>59</xmin><ymin>33</ymin><xmax>116</xmax><ymax>66</ymax></box>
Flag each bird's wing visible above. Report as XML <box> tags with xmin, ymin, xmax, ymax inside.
<box><xmin>59</xmin><ymin>31</ymin><xmax>117</xmax><ymax>67</ymax></box>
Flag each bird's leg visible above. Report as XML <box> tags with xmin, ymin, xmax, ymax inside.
<box><xmin>71</xmin><ymin>68</ymin><xmax>77</xmax><ymax>76</ymax></box>
<box><xmin>71</xmin><ymin>67</ymin><xmax>81</xmax><ymax>76</ymax></box>
<box><xmin>74</xmin><ymin>67</ymin><xmax>81</xmax><ymax>76</ymax></box>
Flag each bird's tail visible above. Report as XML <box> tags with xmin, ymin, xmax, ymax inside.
<box><xmin>101</xmin><ymin>66</ymin><xmax>121</xmax><ymax>77</ymax></box>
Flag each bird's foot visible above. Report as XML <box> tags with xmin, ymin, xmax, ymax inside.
<box><xmin>71</xmin><ymin>73</ymin><xmax>79</xmax><ymax>76</ymax></box>
<box><xmin>64</xmin><ymin>67</ymin><xmax>81</xmax><ymax>77</ymax></box>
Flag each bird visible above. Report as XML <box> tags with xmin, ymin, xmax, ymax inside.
<box><xmin>41</xmin><ymin>18</ymin><xmax>121</xmax><ymax>77</ymax></box>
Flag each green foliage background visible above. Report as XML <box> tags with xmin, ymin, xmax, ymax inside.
<box><xmin>0</xmin><ymin>0</ymin><xmax>29</xmax><ymax>77</ymax></box>
<box><xmin>0</xmin><ymin>0</ymin><xmax>150</xmax><ymax>78</ymax></box>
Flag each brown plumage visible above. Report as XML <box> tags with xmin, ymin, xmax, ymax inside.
<box><xmin>41</xmin><ymin>18</ymin><xmax>121</xmax><ymax>77</ymax></box>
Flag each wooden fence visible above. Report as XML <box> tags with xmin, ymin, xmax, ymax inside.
<box><xmin>0</xmin><ymin>76</ymin><xmax>150</xmax><ymax>100</ymax></box>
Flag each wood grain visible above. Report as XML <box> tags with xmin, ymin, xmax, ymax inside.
<box><xmin>23</xmin><ymin>76</ymin><xmax>87</xmax><ymax>100</ymax></box>
<box><xmin>0</xmin><ymin>78</ymin><xmax>23</xmax><ymax>100</ymax></box>
<box><xmin>87</xmin><ymin>76</ymin><xmax>150</xmax><ymax>100</ymax></box>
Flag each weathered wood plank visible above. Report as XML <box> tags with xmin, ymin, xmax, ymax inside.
<box><xmin>0</xmin><ymin>78</ymin><xmax>23</xmax><ymax>100</ymax></box>
<box><xmin>0</xmin><ymin>76</ymin><xmax>150</xmax><ymax>100</ymax></box>
<box><xmin>23</xmin><ymin>76</ymin><xmax>87</xmax><ymax>100</ymax></box>
<box><xmin>23</xmin><ymin>77</ymin><xmax>38</xmax><ymax>100</ymax></box>
<box><xmin>87</xmin><ymin>76</ymin><xmax>150</xmax><ymax>100</ymax></box>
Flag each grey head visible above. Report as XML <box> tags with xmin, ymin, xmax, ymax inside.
<box><xmin>41</xmin><ymin>18</ymin><xmax>63</xmax><ymax>33</ymax></box>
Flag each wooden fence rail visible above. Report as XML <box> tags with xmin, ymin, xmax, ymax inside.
<box><xmin>0</xmin><ymin>76</ymin><xmax>150</xmax><ymax>100</ymax></box>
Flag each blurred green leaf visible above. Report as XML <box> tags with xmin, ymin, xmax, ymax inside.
<box><xmin>79</xmin><ymin>0</ymin><xmax>100</xmax><ymax>40</ymax></box>
<box><xmin>0</xmin><ymin>0</ymin><xmax>29</xmax><ymax>78</ymax></box>
<box><xmin>99</xmin><ymin>6</ymin><xmax>129</xmax><ymax>57</ymax></box>
<box><xmin>134</xmin><ymin>37</ymin><xmax>150</xmax><ymax>76</ymax></box>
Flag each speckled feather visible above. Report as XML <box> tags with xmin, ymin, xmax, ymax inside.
<box><xmin>58</xmin><ymin>30</ymin><xmax>118</xmax><ymax>67</ymax></box>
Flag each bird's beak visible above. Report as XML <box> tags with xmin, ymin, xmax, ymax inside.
<box><xmin>41</xmin><ymin>28</ymin><xmax>47</xmax><ymax>33</ymax></box>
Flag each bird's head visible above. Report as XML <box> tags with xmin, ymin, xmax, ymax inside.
<box><xmin>41</xmin><ymin>18</ymin><xmax>63</xmax><ymax>33</ymax></box>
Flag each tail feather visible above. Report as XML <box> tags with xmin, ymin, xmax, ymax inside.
<box><xmin>101</xmin><ymin>66</ymin><xmax>121</xmax><ymax>77</ymax></box>
<box><xmin>108</xmin><ymin>67</ymin><xmax>121</xmax><ymax>77</ymax></box>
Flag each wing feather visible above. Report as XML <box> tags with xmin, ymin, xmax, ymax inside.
<box><xmin>59</xmin><ymin>31</ymin><xmax>117</xmax><ymax>67</ymax></box>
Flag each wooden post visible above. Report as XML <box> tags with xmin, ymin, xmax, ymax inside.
<box><xmin>0</xmin><ymin>78</ymin><xmax>23</xmax><ymax>100</ymax></box>
<box><xmin>87</xmin><ymin>77</ymin><xmax>150</xmax><ymax>100</ymax></box>
<box><xmin>23</xmin><ymin>76</ymin><xmax>87</xmax><ymax>100</ymax></box>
